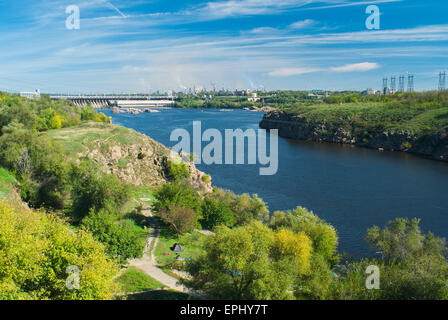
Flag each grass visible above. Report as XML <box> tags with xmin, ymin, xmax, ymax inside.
<box><xmin>154</xmin><ymin>226</ymin><xmax>208</xmax><ymax>270</ymax></box>
<box><xmin>46</xmin><ymin>121</ymin><xmax>164</xmax><ymax>158</ymax></box>
<box><xmin>282</xmin><ymin>100</ymin><xmax>448</xmax><ymax>136</ymax></box>
<box><xmin>115</xmin><ymin>267</ymin><xmax>165</xmax><ymax>293</ymax></box>
<box><xmin>132</xmin><ymin>185</ymin><xmax>155</xmax><ymax>203</ymax></box>
<box><xmin>0</xmin><ymin>167</ymin><xmax>17</xmax><ymax>199</ymax></box>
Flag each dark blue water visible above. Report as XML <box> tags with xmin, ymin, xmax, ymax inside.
<box><xmin>102</xmin><ymin>108</ymin><xmax>448</xmax><ymax>257</ymax></box>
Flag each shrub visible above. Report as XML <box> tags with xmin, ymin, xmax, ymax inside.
<box><xmin>201</xmin><ymin>198</ymin><xmax>235</xmax><ymax>229</ymax></box>
<box><xmin>82</xmin><ymin>209</ymin><xmax>145</xmax><ymax>262</ymax></box>
<box><xmin>71</xmin><ymin>161</ymin><xmax>131</xmax><ymax>220</ymax></box>
<box><xmin>166</xmin><ymin>160</ymin><xmax>190</xmax><ymax>181</ymax></box>
<box><xmin>159</xmin><ymin>205</ymin><xmax>198</xmax><ymax>236</ymax></box>
<box><xmin>201</xmin><ymin>174</ymin><xmax>211</xmax><ymax>184</ymax></box>
<box><xmin>153</xmin><ymin>182</ymin><xmax>202</xmax><ymax>216</ymax></box>
<box><xmin>0</xmin><ymin>200</ymin><xmax>118</xmax><ymax>300</ymax></box>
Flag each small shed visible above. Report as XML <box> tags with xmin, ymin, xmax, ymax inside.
<box><xmin>170</xmin><ymin>243</ymin><xmax>185</xmax><ymax>252</ymax></box>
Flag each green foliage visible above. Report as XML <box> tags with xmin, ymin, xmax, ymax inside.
<box><xmin>154</xmin><ymin>228</ymin><xmax>207</xmax><ymax>271</ymax></box>
<box><xmin>159</xmin><ymin>205</ymin><xmax>198</xmax><ymax>236</ymax></box>
<box><xmin>207</xmin><ymin>188</ymin><xmax>269</xmax><ymax>225</ymax></box>
<box><xmin>182</xmin><ymin>221</ymin><xmax>313</xmax><ymax>300</ymax></box>
<box><xmin>80</xmin><ymin>106</ymin><xmax>111</xmax><ymax>123</ymax></box>
<box><xmin>332</xmin><ymin>218</ymin><xmax>448</xmax><ymax>300</ymax></box>
<box><xmin>166</xmin><ymin>160</ymin><xmax>190</xmax><ymax>181</ymax></box>
<box><xmin>269</xmin><ymin>207</ymin><xmax>339</xmax><ymax>264</ymax></box>
<box><xmin>82</xmin><ymin>209</ymin><xmax>145</xmax><ymax>262</ymax></box>
<box><xmin>0</xmin><ymin>124</ymin><xmax>71</xmax><ymax>209</ymax></box>
<box><xmin>70</xmin><ymin>160</ymin><xmax>131</xmax><ymax>220</ymax></box>
<box><xmin>153</xmin><ymin>182</ymin><xmax>202</xmax><ymax>216</ymax></box>
<box><xmin>278</xmin><ymin>91</ymin><xmax>448</xmax><ymax>138</ymax></box>
<box><xmin>201</xmin><ymin>197</ymin><xmax>235</xmax><ymax>229</ymax></box>
<box><xmin>0</xmin><ymin>167</ymin><xmax>17</xmax><ymax>199</ymax></box>
<box><xmin>0</xmin><ymin>200</ymin><xmax>119</xmax><ymax>300</ymax></box>
<box><xmin>201</xmin><ymin>174</ymin><xmax>211</xmax><ymax>184</ymax></box>
<box><xmin>115</xmin><ymin>267</ymin><xmax>165</xmax><ymax>293</ymax></box>
<box><xmin>366</xmin><ymin>218</ymin><xmax>446</xmax><ymax>264</ymax></box>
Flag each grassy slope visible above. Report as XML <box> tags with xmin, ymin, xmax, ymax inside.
<box><xmin>0</xmin><ymin>167</ymin><xmax>17</xmax><ymax>200</ymax></box>
<box><xmin>285</xmin><ymin>103</ymin><xmax>448</xmax><ymax>135</ymax></box>
<box><xmin>46</xmin><ymin>121</ymin><xmax>153</xmax><ymax>158</ymax></box>
<box><xmin>155</xmin><ymin>226</ymin><xmax>207</xmax><ymax>272</ymax></box>
<box><xmin>115</xmin><ymin>267</ymin><xmax>165</xmax><ymax>293</ymax></box>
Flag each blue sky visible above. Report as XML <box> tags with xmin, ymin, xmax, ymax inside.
<box><xmin>0</xmin><ymin>0</ymin><xmax>447</xmax><ymax>93</ymax></box>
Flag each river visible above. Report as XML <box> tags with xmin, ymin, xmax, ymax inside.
<box><xmin>102</xmin><ymin>108</ymin><xmax>448</xmax><ymax>257</ymax></box>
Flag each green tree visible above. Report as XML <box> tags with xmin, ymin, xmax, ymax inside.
<box><xmin>153</xmin><ymin>182</ymin><xmax>202</xmax><ymax>216</ymax></box>
<box><xmin>201</xmin><ymin>198</ymin><xmax>235</xmax><ymax>229</ymax></box>
<box><xmin>159</xmin><ymin>205</ymin><xmax>198</xmax><ymax>236</ymax></box>
<box><xmin>0</xmin><ymin>200</ymin><xmax>119</xmax><ymax>300</ymax></box>
<box><xmin>71</xmin><ymin>161</ymin><xmax>131</xmax><ymax>220</ymax></box>
<box><xmin>207</xmin><ymin>188</ymin><xmax>269</xmax><ymax>225</ymax></box>
<box><xmin>269</xmin><ymin>207</ymin><xmax>339</xmax><ymax>264</ymax></box>
<box><xmin>183</xmin><ymin>222</ymin><xmax>313</xmax><ymax>300</ymax></box>
<box><xmin>82</xmin><ymin>209</ymin><xmax>144</xmax><ymax>262</ymax></box>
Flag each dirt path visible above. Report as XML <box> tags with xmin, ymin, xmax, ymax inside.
<box><xmin>128</xmin><ymin>210</ymin><xmax>189</xmax><ymax>293</ymax></box>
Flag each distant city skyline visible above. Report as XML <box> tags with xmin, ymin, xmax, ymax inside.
<box><xmin>0</xmin><ymin>0</ymin><xmax>447</xmax><ymax>93</ymax></box>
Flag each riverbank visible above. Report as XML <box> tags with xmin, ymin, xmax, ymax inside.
<box><xmin>260</xmin><ymin>106</ymin><xmax>448</xmax><ymax>162</ymax></box>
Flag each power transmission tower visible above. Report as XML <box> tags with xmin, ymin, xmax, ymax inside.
<box><xmin>382</xmin><ymin>78</ymin><xmax>388</xmax><ymax>95</ymax></box>
<box><xmin>398</xmin><ymin>75</ymin><xmax>405</xmax><ymax>92</ymax></box>
<box><xmin>407</xmin><ymin>74</ymin><xmax>414</xmax><ymax>92</ymax></box>
<box><xmin>439</xmin><ymin>72</ymin><xmax>446</xmax><ymax>91</ymax></box>
<box><xmin>390</xmin><ymin>76</ymin><xmax>396</xmax><ymax>93</ymax></box>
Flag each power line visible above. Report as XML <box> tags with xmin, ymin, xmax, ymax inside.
<box><xmin>439</xmin><ymin>72</ymin><xmax>446</xmax><ymax>91</ymax></box>
<box><xmin>390</xmin><ymin>76</ymin><xmax>396</xmax><ymax>93</ymax></box>
<box><xmin>398</xmin><ymin>75</ymin><xmax>405</xmax><ymax>93</ymax></box>
<box><xmin>407</xmin><ymin>73</ymin><xmax>414</xmax><ymax>92</ymax></box>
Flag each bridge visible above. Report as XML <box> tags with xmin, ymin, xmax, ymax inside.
<box><xmin>50</xmin><ymin>94</ymin><xmax>176</xmax><ymax>108</ymax></box>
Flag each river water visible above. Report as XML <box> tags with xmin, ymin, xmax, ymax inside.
<box><xmin>102</xmin><ymin>108</ymin><xmax>448</xmax><ymax>257</ymax></box>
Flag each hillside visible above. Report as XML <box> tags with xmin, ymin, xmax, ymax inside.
<box><xmin>260</xmin><ymin>102</ymin><xmax>448</xmax><ymax>161</ymax></box>
<box><xmin>46</xmin><ymin>122</ymin><xmax>212</xmax><ymax>191</ymax></box>
<box><xmin>0</xmin><ymin>168</ymin><xmax>17</xmax><ymax>200</ymax></box>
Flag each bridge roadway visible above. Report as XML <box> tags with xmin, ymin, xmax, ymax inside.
<box><xmin>50</xmin><ymin>95</ymin><xmax>176</xmax><ymax>108</ymax></box>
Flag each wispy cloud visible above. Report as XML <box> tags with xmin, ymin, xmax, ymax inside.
<box><xmin>331</xmin><ymin>62</ymin><xmax>380</xmax><ymax>72</ymax></box>
<box><xmin>268</xmin><ymin>67</ymin><xmax>321</xmax><ymax>76</ymax></box>
<box><xmin>269</xmin><ymin>62</ymin><xmax>380</xmax><ymax>76</ymax></box>
<box><xmin>290</xmin><ymin>19</ymin><xmax>315</xmax><ymax>29</ymax></box>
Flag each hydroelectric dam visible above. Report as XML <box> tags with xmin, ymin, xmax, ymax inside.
<box><xmin>50</xmin><ymin>94</ymin><xmax>175</xmax><ymax>109</ymax></box>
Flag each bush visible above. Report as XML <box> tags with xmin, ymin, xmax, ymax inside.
<box><xmin>71</xmin><ymin>161</ymin><xmax>131</xmax><ymax>220</ymax></box>
<box><xmin>166</xmin><ymin>160</ymin><xmax>190</xmax><ymax>181</ymax></box>
<box><xmin>269</xmin><ymin>207</ymin><xmax>339</xmax><ymax>264</ymax></box>
<box><xmin>207</xmin><ymin>188</ymin><xmax>269</xmax><ymax>225</ymax></box>
<box><xmin>153</xmin><ymin>182</ymin><xmax>202</xmax><ymax>216</ymax></box>
<box><xmin>159</xmin><ymin>206</ymin><xmax>198</xmax><ymax>236</ymax></box>
<box><xmin>0</xmin><ymin>200</ymin><xmax>118</xmax><ymax>300</ymax></box>
<box><xmin>201</xmin><ymin>198</ymin><xmax>235</xmax><ymax>229</ymax></box>
<box><xmin>82</xmin><ymin>209</ymin><xmax>145</xmax><ymax>262</ymax></box>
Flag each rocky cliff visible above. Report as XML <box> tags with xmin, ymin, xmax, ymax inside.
<box><xmin>260</xmin><ymin>111</ymin><xmax>448</xmax><ymax>161</ymax></box>
<box><xmin>48</xmin><ymin>122</ymin><xmax>213</xmax><ymax>192</ymax></box>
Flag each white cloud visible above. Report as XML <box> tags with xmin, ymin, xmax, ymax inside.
<box><xmin>249</xmin><ymin>27</ymin><xmax>279</xmax><ymax>34</ymax></box>
<box><xmin>290</xmin><ymin>19</ymin><xmax>315</xmax><ymax>29</ymax></box>
<box><xmin>330</xmin><ymin>62</ymin><xmax>380</xmax><ymax>72</ymax></box>
<box><xmin>269</xmin><ymin>67</ymin><xmax>322</xmax><ymax>76</ymax></box>
<box><xmin>269</xmin><ymin>62</ymin><xmax>380</xmax><ymax>77</ymax></box>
